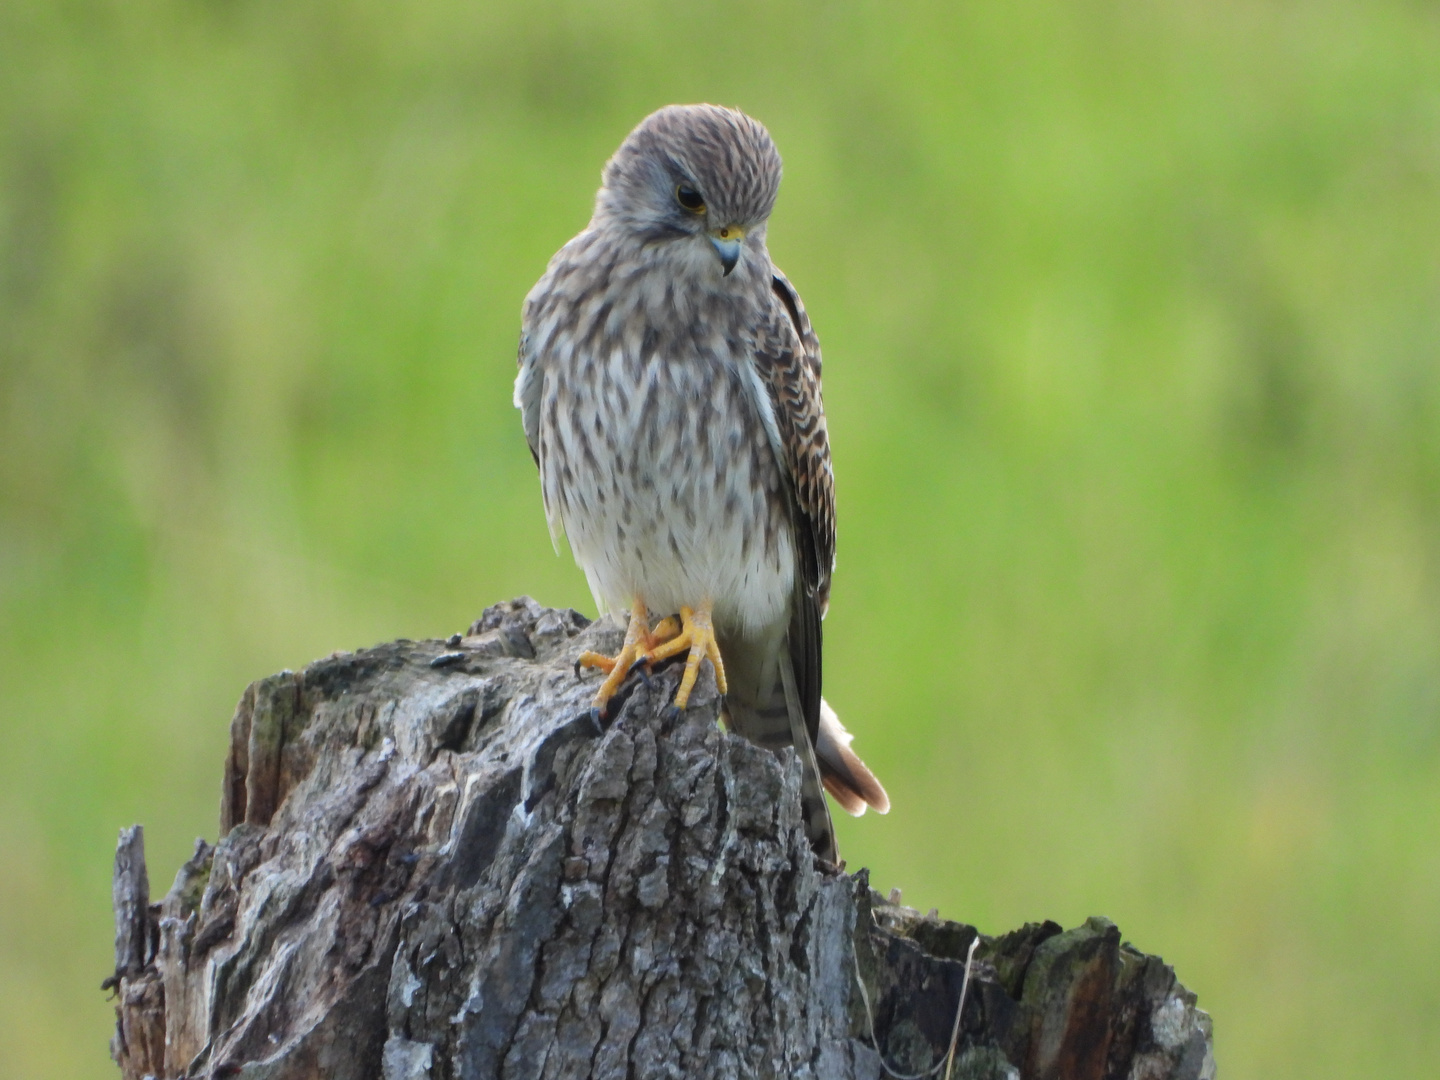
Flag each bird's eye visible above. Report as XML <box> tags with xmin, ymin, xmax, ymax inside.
<box><xmin>675</xmin><ymin>184</ymin><xmax>706</xmax><ymax>213</ymax></box>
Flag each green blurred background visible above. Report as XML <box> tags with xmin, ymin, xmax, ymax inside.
<box><xmin>2</xmin><ymin>0</ymin><xmax>1438</xmax><ymax>1075</ymax></box>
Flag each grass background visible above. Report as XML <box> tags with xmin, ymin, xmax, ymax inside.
<box><xmin>3</xmin><ymin>1</ymin><xmax>1439</xmax><ymax>1075</ymax></box>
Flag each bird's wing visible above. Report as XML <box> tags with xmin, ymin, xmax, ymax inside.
<box><xmin>756</xmin><ymin>270</ymin><xmax>886</xmax><ymax>828</ymax></box>
<box><xmin>514</xmin><ymin>326</ymin><xmax>542</xmax><ymax>468</ymax></box>
<box><xmin>517</xmin><ymin>232</ymin><xmax>593</xmax><ymax>471</ymax></box>
<box><xmin>516</xmin><ymin>287</ymin><xmax>565</xmax><ymax>552</ymax></box>
<box><xmin>762</xmin><ymin>268</ymin><xmax>836</xmax><ymax>614</ymax></box>
<box><xmin>731</xmin><ymin>267</ymin><xmax>836</xmax><ymax>857</ymax></box>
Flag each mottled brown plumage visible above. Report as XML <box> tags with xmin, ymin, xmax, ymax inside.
<box><xmin>515</xmin><ymin>104</ymin><xmax>886</xmax><ymax>859</ymax></box>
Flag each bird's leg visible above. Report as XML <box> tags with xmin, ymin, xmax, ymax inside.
<box><xmin>644</xmin><ymin>603</ymin><xmax>728</xmax><ymax>710</ymax></box>
<box><xmin>576</xmin><ymin>599</ymin><xmax>669</xmax><ymax>714</ymax></box>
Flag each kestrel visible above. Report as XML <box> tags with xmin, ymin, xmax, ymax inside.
<box><xmin>515</xmin><ymin>104</ymin><xmax>887</xmax><ymax>860</ymax></box>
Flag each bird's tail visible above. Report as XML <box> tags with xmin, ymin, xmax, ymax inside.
<box><xmin>815</xmin><ymin>699</ymin><xmax>890</xmax><ymax>816</ymax></box>
<box><xmin>719</xmin><ymin>633</ymin><xmax>887</xmax><ymax>861</ymax></box>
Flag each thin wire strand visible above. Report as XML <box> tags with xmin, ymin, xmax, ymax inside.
<box><xmin>942</xmin><ymin>936</ymin><xmax>980</xmax><ymax>1080</ymax></box>
<box><xmin>851</xmin><ymin>921</ymin><xmax>981</xmax><ymax>1080</ymax></box>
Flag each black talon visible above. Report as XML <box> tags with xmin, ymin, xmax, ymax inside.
<box><xmin>586</xmin><ymin>706</ymin><xmax>606</xmax><ymax>735</ymax></box>
<box><xmin>661</xmin><ymin>703</ymin><xmax>682</xmax><ymax>725</ymax></box>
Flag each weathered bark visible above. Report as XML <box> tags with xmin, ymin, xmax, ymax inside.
<box><xmin>106</xmin><ymin>597</ymin><xmax>1214</xmax><ymax>1080</ymax></box>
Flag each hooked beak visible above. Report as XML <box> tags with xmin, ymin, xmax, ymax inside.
<box><xmin>708</xmin><ymin>225</ymin><xmax>746</xmax><ymax>276</ymax></box>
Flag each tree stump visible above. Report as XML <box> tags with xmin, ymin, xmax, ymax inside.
<box><xmin>105</xmin><ymin>597</ymin><xmax>1215</xmax><ymax>1080</ymax></box>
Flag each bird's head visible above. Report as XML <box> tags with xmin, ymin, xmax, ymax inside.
<box><xmin>593</xmin><ymin>104</ymin><xmax>781</xmax><ymax>281</ymax></box>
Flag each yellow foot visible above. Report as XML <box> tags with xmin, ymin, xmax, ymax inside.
<box><xmin>649</xmin><ymin>615</ymin><xmax>680</xmax><ymax>644</ymax></box>
<box><xmin>645</xmin><ymin>604</ymin><xmax>728</xmax><ymax>710</ymax></box>
<box><xmin>576</xmin><ymin>600</ymin><xmax>678</xmax><ymax>715</ymax></box>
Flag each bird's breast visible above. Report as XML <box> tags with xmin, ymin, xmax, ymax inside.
<box><xmin>537</xmin><ymin>309</ymin><xmax>793</xmax><ymax>638</ymax></box>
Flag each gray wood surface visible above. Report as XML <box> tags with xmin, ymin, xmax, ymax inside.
<box><xmin>107</xmin><ymin>597</ymin><xmax>1214</xmax><ymax>1080</ymax></box>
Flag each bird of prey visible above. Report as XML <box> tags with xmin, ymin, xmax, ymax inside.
<box><xmin>514</xmin><ymin>104</ymin><xmax>887</xmax><ymax>860</ymax></box>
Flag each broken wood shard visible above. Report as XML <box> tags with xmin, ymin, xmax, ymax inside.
<box><xmin>107</xmin><ymin>597</ymin><xmax>1214</xmax><ymax>1079</ymax></box>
